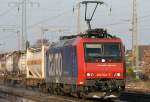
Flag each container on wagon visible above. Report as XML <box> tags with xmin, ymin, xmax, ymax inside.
<box><xmin>18</xmin><ymin>52</ymin><xmax>26</xmax><ymax>75</ymax></box>
<box><xmin>26</xmin><ymin>45</ymin><xmax>47</xmax><ymax>79</ymax></box>
<box><xmin>0</xmin><ymin>54</ymin><xmax>6</xmax><ymax>74</ymax></box>
<box><xmin>5</xmin><ymin>51</ymin><xmax>21</xmax><ymax>73</ymax></box>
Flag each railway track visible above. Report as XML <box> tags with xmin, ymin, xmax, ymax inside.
<box><xmin>1</xmin><ymin>85</ymin><xmax>150</xmax><ymax>102</ymax></box>
<box><xmin>0</xmin><ymin>85</ymin><xmax>118</xmax><ymax>102</ymax></box>
<box><xmin>0</xmin><ymin>96</ymin><xmax>11</xmax><ymax>102</ymax></box>
<box><xmin>120</xmin><ymin>91</ymin><xmax>150</xmax><ymax>102</ymax></box>
<box><xmin>0</xmin><ymin>85</ymin><xmax>67</xmax><ymax>102</ymax></box>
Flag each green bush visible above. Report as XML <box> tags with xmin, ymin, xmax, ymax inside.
<box><xmin>127</xmin><ymin>67</ymin><xmax>134</xmax><ymax>75</ymax></box>
<box><xmin>126</xmin><ymin>67</ymin><xmax>136</xmax><ymax>80</ymax></box>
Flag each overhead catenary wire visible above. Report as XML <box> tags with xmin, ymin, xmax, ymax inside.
<box><xmin>28</xmin><ymin>5</ymin><xmax>82</xmax><ymax>29</ymax></box>
<box><xmin>101</xmin><ymin>14</ymin><xmax>150</xmax><ymax>28</ymax></box>
<box><xmin>100</xmin><ymin>21</ymin><xmax>129</xmax><ymax>27</ymax></box>
<box><xmin>28</xmin><ymin>9</ymin><xmax>150</xmax><ymax>30</ymax></box>
<box><xmin>140</xmin><ymin>14</ymin><xmax>150</xmax><ymax>21</ymax></box>
<box><xmin>28</xmin><ymin>13</ymin><xmax>69</xmax><ymax>29</ymax></box>
<box><xmin>1</xmin><ymin>1</ymin><xmax>149</xmax><ymax>35</ymax></box>
<box><xmin>1</xmin><ymin>0</ymin><xmax>150</xmax><ymax>28</ymax></box>
<box><xmin>0</xmin><ymin>7</ymin><xmax>16</xmax><ymax>17</ymax></box>
<box><xmin>0</xmin><ymin>33</ymin><xmax>16</xmax><ymax>41</ymax></box>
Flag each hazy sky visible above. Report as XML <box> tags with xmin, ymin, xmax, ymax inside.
<box><xmin>0</xmin><ymin>0</ymin><xmax>150</xmax><ymax>52</ymax></box>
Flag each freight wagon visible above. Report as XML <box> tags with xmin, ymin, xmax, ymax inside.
<box><xmin>26</xmin><ymin>46</ymin><xmax>47</xmax><ymax>87</ymax></box>
<box><xmin>0</xmin><ymin>54</ymin><xmax>6</xmax><ymax>77</ymax></box>
<box><xmin>0</xmin><ymin>46</ymin><xmax>48</xmax><ymax>88</ymax></box>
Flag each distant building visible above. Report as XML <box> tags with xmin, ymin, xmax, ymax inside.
<box><xmin>126</xmin><ymin>45</ymin><xmax>150</xmax><ymax>68</ymax></box>
<box><xmin>138</xmin><ymin>45</ymin><xmax>150</xmax><ymax>62</ymax></box>
<box><xmin>125</xmin><ymin>49</ymin><xmax>132</xmax><ymax>66</ymax></box>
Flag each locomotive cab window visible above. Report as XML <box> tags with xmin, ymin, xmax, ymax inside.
<box><xmin>84</xmin><ymin>43</ymin><xmax>122</xmax><ymax>63</ymax></box>
<box><xmin>103</xmin><ymin>44</ymin><xmax>121</xmax><ymax>57</ymax></box>
<box><xmin>85</xmin><ymin>44</ymin><xmax>102</xmax><ymax>57</ymax></box>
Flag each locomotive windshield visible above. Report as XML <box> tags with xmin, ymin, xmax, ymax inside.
<box><xmin>84</xmin><ymin>43</ymin><xmax>122</xmax><ymax>62</ymax></box>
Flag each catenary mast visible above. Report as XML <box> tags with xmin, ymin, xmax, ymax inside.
<box><xmin>132</xmin><ymin>0</ymin><xmax>139</xmax><ymax>78</ymax></box>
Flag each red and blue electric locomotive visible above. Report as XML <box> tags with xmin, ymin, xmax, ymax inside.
<box><xmin>46</xmin><ymin>29</ymin><xmax>125</xmax><ymax>97</ymax></box>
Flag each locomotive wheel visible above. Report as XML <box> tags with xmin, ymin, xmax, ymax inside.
<box><xmin>50</xmin><ymin>87</ymin><xmax>56</xmax><ymax>95</ymax></box>
<box><xmin>57</xmin><ymin>87</ymin><xmax>64</xmax><ymax>95</ymax></box>
<box><xmin>40</xmin><ymin>83</ymin><xmax>48</xmax><ymax>93</ymax></box>
<box><xmin>53</xmin><ymin>88</ymin><xmax>58</xmax><ymax>95</ymax></box>
<box><xmin>48</xmin><ymin>87</ymin><xmax>53</xmax><ymax>94</ymax></box>
<box><xmin>49</xmin><ymin>83</ymin><xmax>57</xmax><ymax>95</ymax></box>
<box><xmin>77</xmin><ymin>91</ymin><xmax>86</xmax><ymax>99</ymax></box>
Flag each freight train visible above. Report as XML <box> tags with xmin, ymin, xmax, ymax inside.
<box><xmin>0</xmin><ymin>28</ymin><xmax>125</xmax><ymax>98</ymax></box>
<box><xmin>0</xmin><ymin>0</ymin><xmax>126</xmax><ymax>98</ymax></box>
<box><xmin>0</xmin><ymin>46</ymin><xmax>47</xmax><ymax>87</ymax></box>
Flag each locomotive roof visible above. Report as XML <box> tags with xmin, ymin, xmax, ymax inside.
<box><xmin>50</xmin><ymin>38</ymin><xmax>77</xmax><ymax>48</ymax></box>
<box><xmin>59</xmin><ymin>28</ymin><xmax>118</xmax><ymax>40</ymax></box>
<box><xmin>49</xmin><ymin>28</ymin><xmax>121</xmax><ymax>48</ymax></box>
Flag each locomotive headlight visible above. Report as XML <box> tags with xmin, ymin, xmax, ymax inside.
<box><xmin>117</xmin><ymin>73</ymin><xmax>121</xmax><ymax>77</ymax></box>
<box><xmin>101</xmin><ymin>59</ymin><xmax>106</xmax><ymax>62</ymax></box>
<box><xmin>86</xmin><ymin>73</ymin><xmax>95</xmax><ymax>77</ymax></box>
<box><xmin>113</xmin><ymin>73</ymin><xmax>121</xmax><ymax>77</ymax></box>
<box><xmin>86</xmin><ymin>73</ymin><xmax>91</xmax><ymax>77</ymax></box>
